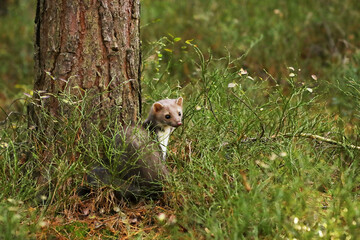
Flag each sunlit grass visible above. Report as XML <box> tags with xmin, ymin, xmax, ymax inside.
<box><xmin>0</xmin><ymin>0</ymin><xmax>360</xmax><ymax>239</ymax></box>
<box><xmin>1</xmin><ymin>44</ymin><xmax>359</xmax><ymax>239</ymax></box>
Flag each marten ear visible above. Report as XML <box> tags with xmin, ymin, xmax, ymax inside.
<box><xmin>153</xmin><ymin>102</ymin><xmax>163</xmax><ymax>112</ymax></box>
<box><xmin>176</xmin><ymin>97</ymin><xmax>183</xmax><ymax>107</ymax></box>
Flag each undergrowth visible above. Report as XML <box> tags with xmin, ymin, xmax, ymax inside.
<box><xmin>1</xmin><ymin>42</ymin><xmax>360</xmax><ymax>239</ymax></box>
<box><xmin>1</xmin><ymin>0</ymin><xmax>360</xmax><ymax>239</ymax></box>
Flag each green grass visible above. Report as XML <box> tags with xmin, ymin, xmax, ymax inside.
<box><xmin>162</xmin><ymin>45</ymin><xmax>360</xmax><ymax>238</ymax></box>
<box><xmin>141</xmin><ymin>0</ymin><xmax>360</xmax><ymax>77</ymax></box>
<box><xmin>0</xmin><ymin>0</ymin><xmax>35</xmax><ymax>110</ymax></box>
<box><xmin>1</xmin><ymin>0</ymin><xmax>360</xmax><ymax>239</ymax></box>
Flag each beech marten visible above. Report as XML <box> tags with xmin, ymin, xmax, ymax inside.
<box><xmin>143</xmin><ymin>97</ymin><xmax>183</xmax><ymax>160</ymax></box>
<box><xmin>87</xmin><ymin>97</ymin><xmax>183</xmax><ymax>200</ymax></box>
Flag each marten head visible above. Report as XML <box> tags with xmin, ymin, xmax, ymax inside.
<box><xmin>150</xmin><ymin>97</ymin><xmax>183</xmax><ymax>128</ymax></box>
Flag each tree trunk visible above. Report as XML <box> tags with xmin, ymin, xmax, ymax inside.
<box><xmin>0</xmin><ymin>0</ymin><xmax>7</xmax><ymax>16</ymax></box>
<box><xmin>30</xmin><ymin>0</ymin><xmax>141</xmax><ymax>128</ymax></box>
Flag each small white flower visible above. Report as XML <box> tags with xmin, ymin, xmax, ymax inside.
<box><xmin>158</xmin><ymin>213</ymin><xmax>166</xmax><ymax>221</ymax></box>
<box><xmin>288</xmin><ymin>66</ymin><xmax>295</xmax><ymax>71</ymax></box>
<box><xmin>256</xmin><ymin>160</ymin><xmax>270</xmax><ymax>169</ymax></box>
<box><xmin>0</xmin><ymin>142</ymin><xmax>9</xmax><ymax>148</ymax></box>
<box><xmin>294</xmin><ymin>217</ymin><xmax>299</xmax><ymax>224</ymax></box>
<box><xmin>279</xmin><ymin>152</ymin><xmax>287</xmax><ymax>157</ymax></box>
<box><xmin>38</xmin><ymin>221</ymin><xmax>48</xmax><ymax>228</ymax></box>
<box><xmin>273</xmin><ymin>9</ymin><xmax>281</xmax><ymax>15</ymax></box>
<box><xmin>239</xmin><ymin>68</ymin><xmax>248</xmax><ymax>75</ymax></box>
<box><xmin>302</xmin><ymin>226</ymin><xmax>310</xmax><ymax>231</ymax></box>
<box><xmin>40</xmin><ymin>195</ymin><xmax>47</xmax><ymax>201</ymax></box>
<box><xmin>306</xmin><ymin>88</ymin><xmax>313</xmax><ymax>93</ymax></box>
<box><xmin>247</xmin><ymin>76</ymin><xmax>254</xmax><ymax>80</ymax></box>
<box><xmin>273</xmin><ymin>9</ymin><xmax>284</xmax><ymax>17</ymax></box>
<box><xmin>228</xmin><ymin>82</ymin><xmax>237</xmax><ymax>88</ymax></box>
<box><xmin>195</xmin><ymin>106</ymin><xmax>202</xmax><ymax>111</ymax></box>
<box><xmin>311</xmin><ymin>74</ymin><xmax>318</xmax><ymax>81</ymax></box>
<box><xmin>289</xmin><ymin>73</ymin><xmax>296</xmax><ymax>77</ymax></box>
<box><xmin>318</xmin><ymin>230</ymin><xmax>324</xmax><ymax>237</ymax></box>
<box><xmin>269</xmin><ymin>153</ymin><xmax>277</xmax><ymax>161</ymax></box>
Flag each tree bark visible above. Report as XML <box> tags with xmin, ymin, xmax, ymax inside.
<box><xmin>0</xmin><ymin>0</ymin><xmax>8</xmax><ymax>16</ymax></box>
<box><xmin>31</xmin><ymin>0</ymin><xmax>141</xmax><ymax>128</ymax></box>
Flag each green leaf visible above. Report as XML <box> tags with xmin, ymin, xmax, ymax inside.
<box><xmin>185</xmin><ymin>39</ymin><xmax>194</xmax><ymax>45</ymax></box>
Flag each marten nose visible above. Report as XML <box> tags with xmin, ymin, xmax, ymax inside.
<box><xmin>177</xmin><ymin>122</ymin><xmax>182</xmax><ymax>126</ymax></box>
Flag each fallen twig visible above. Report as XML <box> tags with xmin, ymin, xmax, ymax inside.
<box><xmin>291</xmin><ymin>133</ymin><xmax>360</xmax><ymax>150</ymax></box>
<box><xmin>240</xmin><ymin>132</ymin><xmax>360</xmax><ymax>150</ymax></box>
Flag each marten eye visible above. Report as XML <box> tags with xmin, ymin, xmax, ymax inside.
<box><xmin>178</xmin><ymin>112</ymin><xmax>181</xmax><ymax>116</ymax></box>
<box><xmin>165</xmin><ymin>114</ymin><xmax>171</xmax><ymax>119</ymax></box>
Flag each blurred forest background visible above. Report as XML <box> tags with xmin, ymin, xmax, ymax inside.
<box><xmin>1</xmin><ymin>0</ymin><xmax>359</xmax><ymax>117</ymax></box>
<box><xmin>0</xmin><ymin>0</ymin><xmax>360</xmax><ymax>239</ymax></box>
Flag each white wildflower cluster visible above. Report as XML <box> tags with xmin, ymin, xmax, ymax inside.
<box><xmin>292</xmin><ymin>216</ymin><xmax>311</xmax><ymax>233</ymax></box>
<box><xmin>287</xmin><ymin>66</ymin><xmax>316</xmax><ymax>94</ymax></box>
<box><xmin>227</xmin><ymin>67</ymin><xmax>255</xmax><ymax>90</ymax></box>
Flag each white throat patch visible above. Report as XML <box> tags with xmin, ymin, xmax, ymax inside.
<box><xmin>157</xmin><ymin>126</ymin><xmax>174</xmax><ymax>160</ymax></box>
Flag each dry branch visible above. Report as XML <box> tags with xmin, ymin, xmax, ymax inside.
<box><xmin>241</xmin><ymin>132</ymin><xmax>360</xmax><ymax>150</ymax></box>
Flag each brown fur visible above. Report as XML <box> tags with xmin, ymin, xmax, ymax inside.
<box><xmin>87</xmin><ymin>97</ymin><xmax>183</xmax><ymax>201</ymax></box>
<box><xmin>143</xmin><ymin>97</ymin><xmax>183</xmax><ymax>130</ymax></box>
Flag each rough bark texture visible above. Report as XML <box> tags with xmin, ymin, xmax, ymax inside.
<box><xmin>0</xmin><ymin>0</ymin><xmax>8</xmax><ymax>16</ymax></box>
<box><xmin>32</xmin><ymin>0</ymin><xmax>141</xmax><ymax>125</ymax></box>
